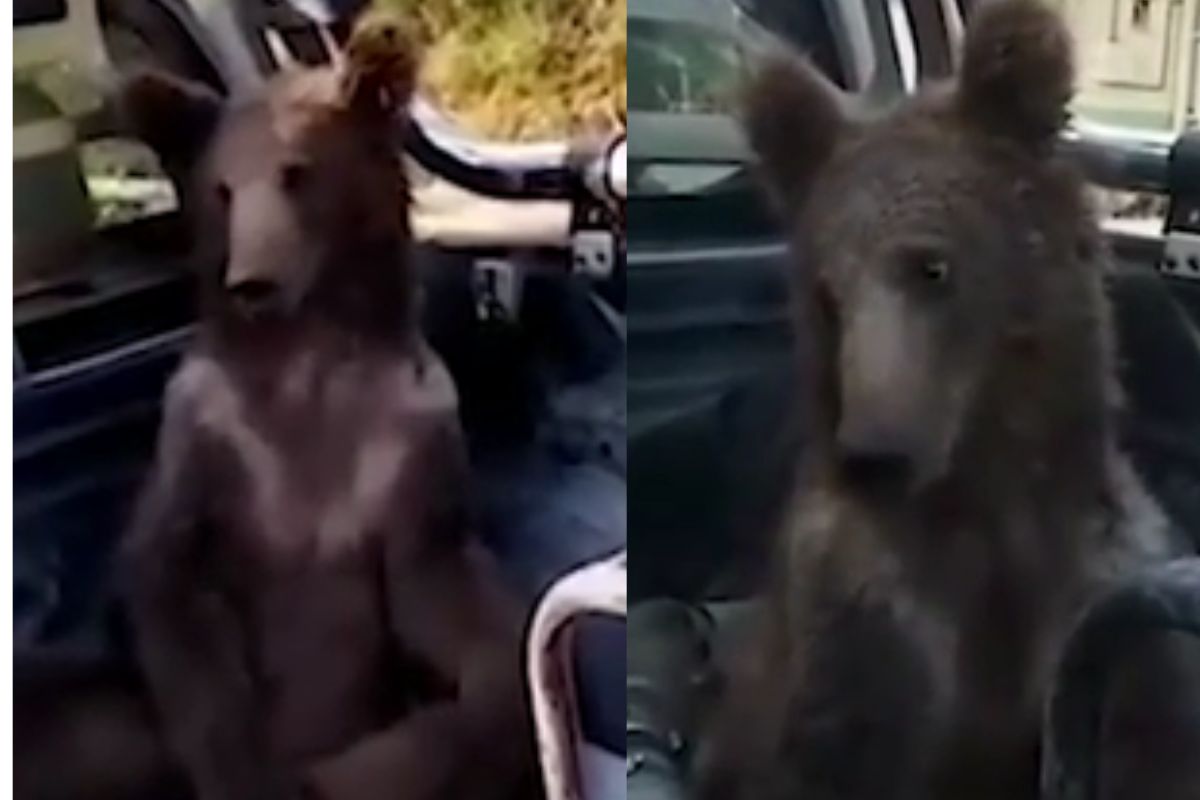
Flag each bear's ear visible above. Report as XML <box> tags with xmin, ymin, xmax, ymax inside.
<box><xmin>117</xmin><ymin>70</ymin><xmax>223</xmax><ymax>173</ymax></box>
<box><xmin>956</xmin><ymin>0</ymin><xmax>1073</xmax><ymax>149</ymax></box>
<box><xmin>742</xmin><ymin>52</ymin><xmax>849</xmax><ymax>211</ymax></box>
<box><xmin>339</xmin><ymin>12</ymin><xmax>418</xmax><ymax>124</ymax></box>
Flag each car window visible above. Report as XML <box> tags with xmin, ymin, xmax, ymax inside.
<box><xmin>1052</xmin><ymin>0</ymin><xmax>1193</xmax><ymax>234</ymax></box>
<box><xmin>1054</xmin><ymin>0</ymin><xmax>1198</xmax><ymax>135</ymax></box>
<box><xmin>629</xmin><ymin>18</ymin><xmax>746</xmax><ymax>115</ymax></box>
<box><xmin>897</xmin><ymin>0</ymin><xmax>1185</xmax><ymax>234</ymax></box>
<box><xmin>625</xmin><ymin>0</ymin><xmax>850</xmax><ymax>208</ymax></box>
<box><xmin>80</xmin><ymin>139</ymin><xmax>178</xmax><ymax>231</ymax></box>
<box><xmin>14</xmin><ymin>82</ymin><xmax>189</xmax><ymax>376</ymax></box>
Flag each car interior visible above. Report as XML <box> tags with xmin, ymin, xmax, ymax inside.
<box><xmin>14</xmin><ymin>1</ymin><xmax>1200</xmax><ymax>799</ymax></box>
<box><xmin>625</xmin><ymin>2</ymin><xmax>1200</xmax><ymax>799</ymax></box>
<box><xmin>14</xmin><ymin>1</ymin><xmax>626</xmax><ymax>797</ymax></box>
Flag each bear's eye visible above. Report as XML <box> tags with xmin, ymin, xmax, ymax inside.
<box><xmin>215</xmin><ymin>181</ymin><xmax>232</xmax><ymax>205</ymax></box>
<box><xmin>919</xmin><ymin>258</ymin><xmax>951</xmax><ymax>284</ymax></box>
<box><xmin>899</xmin><ymin>248</ymin><xmax>953</xmax><ymax>289</ymax></box>
<box><xmin>280</xmin><ymin>162</ymin><xmax>311</xmax><ymax>193</ymax></box>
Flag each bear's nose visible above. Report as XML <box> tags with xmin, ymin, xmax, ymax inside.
<box><xmin>837</xmin><ymin>448</ymin><xmax>912</xmax><ymax>489</ymax></box>
<box><xmin>834</xmin><ymin>428</ymin><xmax>914</xmax><ymax>489</ymax></box>
<box><xmin>226</xmin><ymin>278</ymin><xmax>281</xmax><ymax>316</ymax></box>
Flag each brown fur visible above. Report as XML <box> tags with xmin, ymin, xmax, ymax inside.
<box><xmin>15</xmin><ymin>654</ymin><xmax>190</xmax><ymax>800</ymax></box>
<box><xmin>699</xmin><ymin>3</ymin><xmax>1198</xmax><ymax>799</ymax></box>
<box><xmin>117</xmin><ymin>17</ymin><xmax>538</xmax><ymax>800</ymax></box>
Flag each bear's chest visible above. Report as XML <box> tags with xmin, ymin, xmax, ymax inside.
<box><xmin>894</xmin><ymin>520</ymin><xmax>1104</xmax><ymax>798</ymax></box>
<box><xmin>197</xmin><ymin>347</ymin><xmax>459</xmax><ymax>568</ymax></box>
<box><xmin>262</xmin><ymin>423</ymin><xmax>414</xmax><ymax>560</ymax></box>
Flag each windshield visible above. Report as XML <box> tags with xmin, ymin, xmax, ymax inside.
<box><xmin>404</xmin><ymin>0</ymin><xmax>625</xmax><ymax>140</ymax></box>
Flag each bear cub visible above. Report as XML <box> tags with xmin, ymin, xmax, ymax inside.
<box><xmin>119</xmin><ymin>15</ymin><xmax>538</xmax><ymax>800</ymax></box>
<box><xmin>699</xmin><ymin>3</ymin><xmax>1200</xmax><ymax>800</ymax></box>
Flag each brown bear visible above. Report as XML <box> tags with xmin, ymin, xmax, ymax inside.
<box><xmin>117</xmin><ymin>15</ymin><xmax>538</xmax><ymax>800</ymax></box>
<box><xmin>697</xmin><ymin>3</ymin><xmax>1200</xmax><ymax>800</ymax></box>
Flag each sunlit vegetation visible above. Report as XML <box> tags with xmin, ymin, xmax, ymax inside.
<box><xmin>379</xmin><ymin>0</ymin><xmax>626</xmax><ymax>140</ymax></box>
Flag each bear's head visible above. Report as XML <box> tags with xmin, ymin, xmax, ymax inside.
<box><xmin>119</xmin><ymin>14</ymin><xmax>418</xmax><ymax>329</ymax></box>
<box><xmin>745</xmin><ymin>0</ymin><xmax>1107</xmax><ymax>494</ymax></box>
